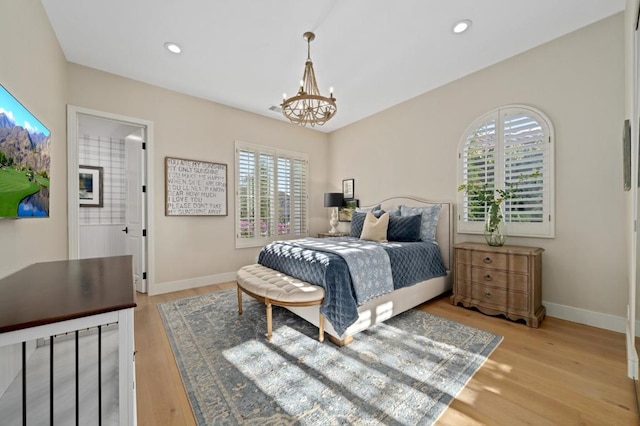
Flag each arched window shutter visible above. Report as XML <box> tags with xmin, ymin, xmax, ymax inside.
<box><xmin>458</xmin><ymin>105</ymin><xmax>554</xmax><ymax>238</ymax></box>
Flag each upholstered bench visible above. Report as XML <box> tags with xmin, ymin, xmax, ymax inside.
<box><xmin>236</xmin><ymin>264</ymin><xmax>326</xmax><ymax>342</ymax></box>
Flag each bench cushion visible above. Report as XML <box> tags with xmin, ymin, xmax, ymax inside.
<box><xmin>237</xmin><ymin>264</ymin><xmax>324</xmax><ymax>303</ymax></box>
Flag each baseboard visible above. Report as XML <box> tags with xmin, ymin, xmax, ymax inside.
<box><xmin>544</xmin><ymin>300</ymin><xmax>640</xmax><ymax>336</ymax></box>
<box><xmin>148</xmin><ymin>282</ymin><xmax>638</xmax><ymax>336</ymax></box>
<box><xmin>150</xmin><ymin>272</ymin><xmax>236</xmax><ymax>296</ymax></box>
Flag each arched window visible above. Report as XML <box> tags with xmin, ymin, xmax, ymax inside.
<box><xmin>457</xmin><ymin>105</ymin><xmax>555</xmax><ymax>238</ymax></box>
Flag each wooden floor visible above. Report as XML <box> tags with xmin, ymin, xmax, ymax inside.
<box><xmin>135</xmin><ymin>283</ymin><xmax>640</xmax><ymax>425</ymax></box>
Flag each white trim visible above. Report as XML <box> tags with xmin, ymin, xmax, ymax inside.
<box><xmin>150</xmin><ymin>271</ymin><xmax>237</xmax><ymax>296</ymax></box>
<box><xmin>544</xmin><ymin>300</ymin><xmax>640</xmax><ymax>336</ymax></box>
<box><xmin>67</xmin><ymin>105</ymin><xmax>155</xmax><ymax>295</ymax></box>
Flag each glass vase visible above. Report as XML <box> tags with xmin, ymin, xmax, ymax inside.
<box><xmin>484</xmin><ymin>204</ymin><xmax>507</xmax><ymax>246</ymax></box>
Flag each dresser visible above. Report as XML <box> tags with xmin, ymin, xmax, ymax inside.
<box><xmin>451</xmin><ymin>242</ymin><xmax>545</xmax><ymax>327</ymax></box>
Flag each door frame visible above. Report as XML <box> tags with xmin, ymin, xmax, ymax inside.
<box><xmin>67</xmin><ymin>105</ymin><xmax>155</xmax><ymax>293</ymax></box>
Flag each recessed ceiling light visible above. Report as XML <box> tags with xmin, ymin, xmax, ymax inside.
<box><xmin>453</xmin><ymin>20</ymin><xmax>472</xmax><ymax>34</ymax></box>
<box><xmin>164</xmin><ymin>42</ymin><xmax>182</xmax><ymax>54</ymax></box>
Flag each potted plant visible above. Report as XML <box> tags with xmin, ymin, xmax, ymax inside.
<box><xmin>458</xmin><ymin>171</ymin><xmax>539</xmax><ymax>246</ymax></box>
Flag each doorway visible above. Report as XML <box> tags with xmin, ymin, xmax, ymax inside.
<box><xmin>67</xmin><ymin>106</ymin><xmax>155</xmax><ymax>293</ymax></box>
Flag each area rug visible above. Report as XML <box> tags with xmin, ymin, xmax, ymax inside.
<box><xmin>158</xmin><ymin>290</ymin><xmax>502</xmax><ymax>425</ymax></box>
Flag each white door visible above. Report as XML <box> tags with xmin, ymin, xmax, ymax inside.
<box><xmin>125</xmin><ymin>135</ymin><xmax>147</xmax><ymax>293</ymax></box>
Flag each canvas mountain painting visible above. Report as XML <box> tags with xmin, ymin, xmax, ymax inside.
<box><xmin>0</xmin><ymin>84</ymin><xmax>51</xmax><ymax>218</ymax></box>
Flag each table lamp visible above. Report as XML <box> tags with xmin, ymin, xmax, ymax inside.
<box><xmin>323</xmin><ymin>192</ymin><xmax>344</xmax><ymax>234</ymax></box>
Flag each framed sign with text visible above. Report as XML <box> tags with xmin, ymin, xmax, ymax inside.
<box><xmin>165</xmin><ymin>157</ymin><xmax>227</xmax><ymax>216</ymax></box>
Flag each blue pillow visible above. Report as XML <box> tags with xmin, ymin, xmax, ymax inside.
<box><xmin>350</xmin><ymin>212</ymin><xmax>367</xmax><ymax>237</ymax></box>
<box><xmin>387</xmin><ymin>214</ymin><xmax>422</xmax><ymax>242</ymax></box>
<box><xmin>400</xmin><ymin>204</ymin><xmax>442</xmax><ymax>241</ymax></box>
<box><xmin>350</xmin><ymin>210</ymin><xmax>386</xmax><ymax>237</ymax></box>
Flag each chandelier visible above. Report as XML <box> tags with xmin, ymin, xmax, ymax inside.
<box><xmin>281</xmin><ymin>31</ymin><xmax>337</xmax><ymax>127</ymax></box>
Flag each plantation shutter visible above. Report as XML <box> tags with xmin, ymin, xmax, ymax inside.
<box><xmin>291</xmin><ymin>158</ymin><xmax>308</xmax><ymax>235</ymax></box>
<box><xmin>457</xmin><ymin>105</ymin><xmax>554</xmax><ymax>238</ymax></box>
<box><xmin>460</xmin><ymin>118</ymin><xmax>497</xmax><ymax>226</ymax></box>
<box><xmin>236</xmin><ymin>141</ymin><xmax>309</xmax><ymax>248</ymax></box>
<box><xmin>502</xmin><ymin>110</ymin><xmax>549</xmax><ymax>234</ymax></box>
<box><xmin>277</xmin><ymin>156</ymin><xmax>291</xmax><ymax>235</ymax></box>
<box><xmin>259</xmin><ymin>153</ymin><xmax>275</xmax><ymax>238</ymax></box>
<box><xmin>237</xmin><ymin>148</ymin><xmax>257</xmax><ymax>240</ymax></box>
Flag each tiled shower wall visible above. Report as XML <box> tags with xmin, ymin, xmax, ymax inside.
<box><xmin>79</xmin><ymin>135</ymin><xmax>126</xmax><ymax>224</ymax></box>
<box><xmin>78</xmin><ymin>135</ymin><xmax>127</xmax><ymax>258</ymax></box>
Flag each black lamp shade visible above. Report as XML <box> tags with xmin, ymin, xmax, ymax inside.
<box><xmin>324</xmin><ymin>192</ymin><xmax>344</xmax><ymax>207</ymax></box>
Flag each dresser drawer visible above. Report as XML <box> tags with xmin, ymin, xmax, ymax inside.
<box><xmin>470</xmin><ymin>284</ymin><xmax>529</xmax><ymax>312</ymax></box>
<box><xmin>471</xmin><ymin>268</ymin><xmax>529</xmax><ymax>293</ymax></box>
<box><xmin>456</xmin><ymin>264</ymin><xmax>529</xmax><ymax>293</ymax></box>
<box><xmin>470</xmin><ymin>250</ymin><xmax>529</xmax><ymax>274</ymax></box>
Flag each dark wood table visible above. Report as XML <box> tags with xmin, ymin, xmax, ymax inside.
<box><xmin>0</xmin><ymin>256</ymin><xmax>136</xmax><ymax>333</ymax></box>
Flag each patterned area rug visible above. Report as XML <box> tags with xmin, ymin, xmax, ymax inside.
<box><xmin>158</xmin><ymin>290</ymin><xmax>502</xmax><ymax>425</ymax></box>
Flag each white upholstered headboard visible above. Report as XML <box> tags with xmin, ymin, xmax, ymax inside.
<box><xmin>360</xmin><ymin>197</ymin><xmax>453</xmax><ymax>271</ymax></box>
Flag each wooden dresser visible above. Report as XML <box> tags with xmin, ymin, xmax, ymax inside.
<box><xmin>451</xmin><ymin>242</ymin><xmax>545</xmax><ymax>327</ymax></box>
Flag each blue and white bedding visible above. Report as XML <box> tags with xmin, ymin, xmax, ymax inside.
<box><xmin>257</xmin><ymin>236</ymin><xmax>446</xmax><ymax>335</ymax></box>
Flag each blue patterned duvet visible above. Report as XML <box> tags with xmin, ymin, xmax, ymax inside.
<box><xmin>257</xmin><ymin>237</ymin><xmax>446</xmax><ymax>335</ymax></box>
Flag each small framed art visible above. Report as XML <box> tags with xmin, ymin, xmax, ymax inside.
<box><xmin>79</xmin><ymin>165</ymin><xmax>104</xmax><ymax>207</ymax></box>
<box><xmin>342</xmin><ymin>178</ymin><xmax>354</xmax><ymax>199</ymax></box>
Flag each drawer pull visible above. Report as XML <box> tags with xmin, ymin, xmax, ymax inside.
<box><xmin>483</xmin><ymin>257</ymin><xmax>492</xmax><ymax>264</ymax></box>
<box><xmin>484</xmin><ymin>291</ymin><xmax>492</xmax><ymax>298</ymax></box>
<box><xmin>484</xmin><ymin>274</ymin><xmax>492</xmax><ymax>281</ymax></box>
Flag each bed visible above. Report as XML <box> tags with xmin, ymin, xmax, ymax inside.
<box><xmin>258</xmin><ymin>197</ymin><xmax>453</xmax><ymax>346</ymax></box>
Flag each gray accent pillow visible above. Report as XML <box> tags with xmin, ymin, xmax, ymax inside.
<box><xmin>387</xmin><ymin>214</ymin><xmax>422</xmax><ymax>242</ymax></box>
<box><xmin>399</xmin><ymin>204</ymin><xmax>442</xmax><ymax>241</ymax></box>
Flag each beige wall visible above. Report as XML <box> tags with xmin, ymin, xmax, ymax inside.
<box><xmin>0</xmin><ymin>0</ymin><xmax>68</xmax><ymax>278</ymax></box>
<box><xmin>66</xmin><ymin>64</ymin><xmax>330</xmax><ymax>291</ymax></box>
<box><xmin>329</xmin><ymin>14</ymin><xmax>626</xmax><ymax>317</ymax></box>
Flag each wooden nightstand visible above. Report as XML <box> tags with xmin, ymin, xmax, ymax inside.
<box><xmin>317</xmin><ymin>232</ymin><xmax>348</xmax><ymax>238</ymax></box>
<box><xmin>451</xmin><ymin>242</ymin><xmax>545</xmax><ymax>327</ymax></box>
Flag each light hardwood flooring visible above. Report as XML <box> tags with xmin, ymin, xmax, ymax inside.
<box><xmin>135</xmin><ymin>283</ymin><xmax>640</xmax><ymax>425</ymax></box>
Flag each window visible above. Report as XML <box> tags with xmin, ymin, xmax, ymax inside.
<box><xmin>457</xmin><ymin>105</ymin><xmax>554</xmax><ymax>238</ymax></box>
<box><xmin>235</xmin><ymin>141</ymin><xmax>308</xmax><ymax>248</ymax></box>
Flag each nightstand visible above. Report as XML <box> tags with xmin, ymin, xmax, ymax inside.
<box><xmin>451</xmin><ymin>242</ymin><xmax>545</xmax><ymax>327</ymax></box>
<box><xmin>317</xmin><ymin>232</ymin><xmax>348</xmax><ymax>238</ymax></box>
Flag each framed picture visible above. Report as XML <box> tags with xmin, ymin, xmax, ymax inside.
<box><xmin>338</xmin><ymin>199</ymin><xmax>359</xmax><ymax>222</ymax></box>
<box><xmin>342</xmin><ymin>178</ymin><xmax>354</xmax><ymax>199</ymax></box>
<box><xmin>623</xmin><ymin>119</ymin><xmax>631</xmax><ymax>191</ymax></box>
<box><xmin>79</xmin><ymin>165</ymin><xmax>104</xmax><ymax>207</ymax></box>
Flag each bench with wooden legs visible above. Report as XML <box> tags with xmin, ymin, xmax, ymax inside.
<box><xmin>236</xmin><ymin>264</ymin><xmax>325</xmax><ymax>342</ymax></box>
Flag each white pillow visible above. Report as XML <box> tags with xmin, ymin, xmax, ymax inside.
<box><xmin>360</xmin><ymin>212</ymin><xmax>389</xmax><ymax>242</ymax></box>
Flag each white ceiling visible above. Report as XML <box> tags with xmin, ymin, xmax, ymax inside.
<box><xmin>41</xmin><ymin>0</ymin><xmax>624</xmax><ymax>133</ymax></box>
